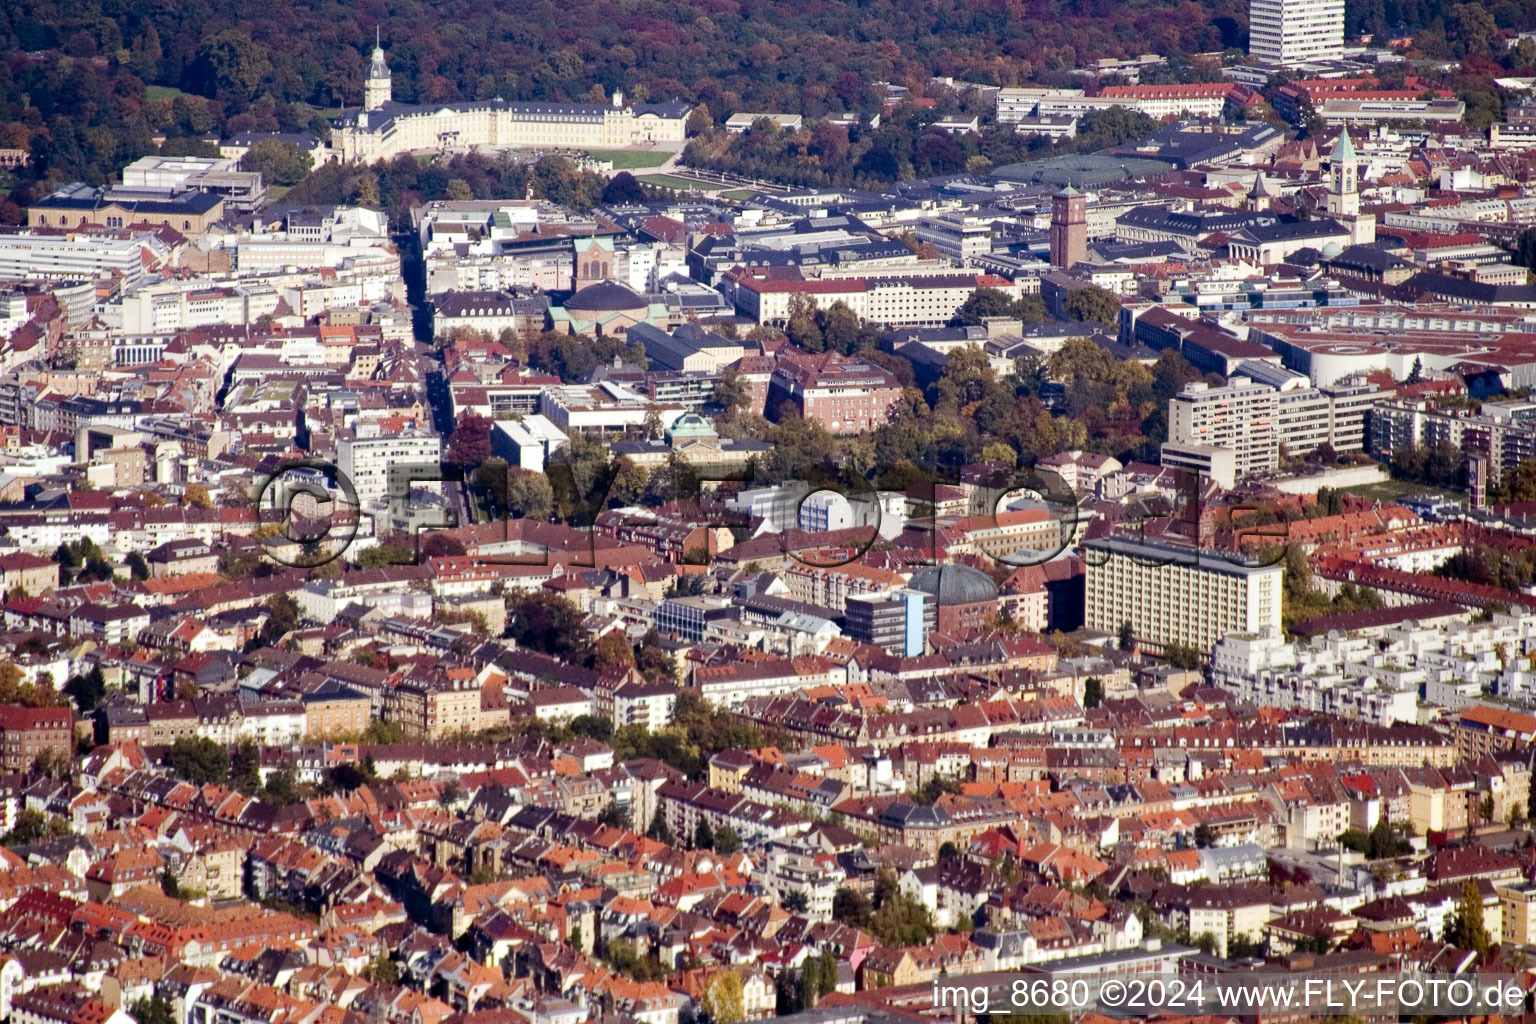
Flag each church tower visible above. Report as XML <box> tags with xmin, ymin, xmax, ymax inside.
<box><xmin>364</xmin><ymin>29</ymin><xmax>392</xmax><ymax>112</ymax></box>
<box><xmin>1324</xmin><ymin>129</ymin><xmax>1374</xmax><ymax>244</ymax></box>
<box><xmin>1325</xmin><ymin>129</ymin><xmax>1358</xmax><ymax>218</ymax></box>
<box><xmin>572</xmin><ymin>236</ymin><xmax>615</xmax><ymax>290</ymax></box>
<box><xmin>1247</xmin><ymin>172</ymin><xmax>1277</xmax><ymax>212</ymax></box>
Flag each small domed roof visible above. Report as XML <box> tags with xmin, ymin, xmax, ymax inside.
<box><xmin>1320</xmin><ymin>241</ymin><xmax>1344</xmax><ymax>258</ymax></box>
<box><xmin>564</xmin><ymin>280</ymin><xmax>646</xmax><ymax>313</ymax></box>
<box><xmin>908</xmin><ymin>564</ymin><xmax>999</xmax><ymax>605</ymax></box>
<box><xmin>666</xmin><ymin>411</ymin><xmax>717</xmax><ymax>441</ymax></box>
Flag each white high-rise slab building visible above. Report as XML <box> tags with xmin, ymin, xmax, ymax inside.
<box><xmin>1162</xmin><ymin>365</ymin><xmax>1380</xmax><ymax>482</ymax></box>
<box><xmin>1084</xmin><ymin>536</ymin><xmax>1283</xmax><ymax>657</ymax></box>
<box><xmin>1249</xmin><ymin>0</ymin><xmax>1345</xmax><ymax>65</ymax></box>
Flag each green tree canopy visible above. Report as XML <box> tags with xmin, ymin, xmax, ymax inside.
<box><xmin>239</xmin><ymin>140</ymin><xmax>313</xmax><ymax>185</ymax></box>
<box><xmin>167</xmin><ymin>737</ymin><xmax>230</xmax><ymax>786</ymax></box>
<box><xmin>1064</xmin><ymin>284</ymin><xmax>1122</xmax><ymax>327</ymax></box>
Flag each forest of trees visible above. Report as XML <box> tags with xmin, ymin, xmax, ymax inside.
<box><xmin>4</xmin><ymin>0</ymin><xmax>1534</xmax><ymax>212</ymax></box>
<box><xmin>683</xmin><ymin>105</ymin><xmax>1161</xmax><ymax>187</ymax></box>
<box><xmin>278</xmin><ymin>151</ymin><xmax>614</xmax><ymax>230</ymax></box>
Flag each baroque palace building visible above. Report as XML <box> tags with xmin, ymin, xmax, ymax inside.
<box><xmin>330</xmin><ymin>37</ymin><xmax>692</xmax><ymax>163</ymax></box>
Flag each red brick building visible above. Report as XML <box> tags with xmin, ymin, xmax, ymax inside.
<box><xmin>768</xmin><ymin>348</ymin><xmax>902</xmax><ymax>434</ymax></box>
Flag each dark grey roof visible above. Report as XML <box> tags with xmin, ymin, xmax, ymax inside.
<box><xmin>827</xmin><ymin>239</ymin><xmax>912</xmax><ymax>264</ymax></box>
<box><xmin>1407</xmin><ymin>272</ymin><xmax>1536</xmax><ymax>304</ymax></box>
<box><xmin>1229</xmin><ymin>218</ymin><xmax>1348</xmax><ymax>244</ymax></box>
<box><xmin>343</xmin><ymin>98</ymin><xmax>689</xmax><ymax>134</ymax></box>
<box><xmin>562</xmin><ymin>280</ymin><xmax>647</xmax><ymax>312</ymax></box>
<box><xmin>877</xmin><ymin>802</ymin><xmax>951</xmax><ymax>828</ymax></box>
<box><xmin>227</xmin><ymin>132</ymin><xmax>322</xmax><ymax>148</ymax></box>
<box><xmin>1325</xmin><ymin>245</ymin><xmax>1412</xmax><ymax>272</ymax></box>
<box><xmin>992</xmin><ymin>153</ymin><xmax>1178</xmax><ymax>188</ymax></box>
<box><xmin>1117</xmin><ymin>205</ymin><xmax>1278</xmax><ymax>237</ymax></box>
<box><xmin>634</xmin><ymin>101</ymin><xmax>694</xmax><ymax>118</ymax></box>
<box><xmin>434</xmin><ymin>290</ymin><xmax>548</xmax><ymax>318</ymax></box>
<box><xmin>907</xmin><ymin>564</ymin><xmax>999</xmax><ymax>605</ymax></box>
<box><xmin>33</xmin><ymin>186</ymin><xmax>223</xmax><ymax>216</ymax></box>
<box><xmin>1090</xmin><ymin>239</ymin><xmax>1189</xmax><ymax>262</ymax></box>
<box><xmin>883</xmin><ymin>325</ymin><xmax>987</xmax><ymax>348</ymax></box>
<box><xmin>1111</xmin><ymin>122</ymin><xmax>1281</xmax><ymax>168</ymax></box>
<box><xmin>626</xmin><ymin>321</ymin><xmax>737</xmax><ymax>369</ymax></box>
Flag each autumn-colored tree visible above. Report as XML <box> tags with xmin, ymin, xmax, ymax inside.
<box><xmin>445</xmin><ymin>413</ymin><xmax>493</xmax><ymax>468</ymax></box>
<box><xmin>593</xmin><ymin>632</ymin><xmax>636</xmax><ymax>671</ymax></box>
<box><xmin>702</xmin><ymin>970</ymin><xmax>745</xmax><ymax>1024</ymax></box>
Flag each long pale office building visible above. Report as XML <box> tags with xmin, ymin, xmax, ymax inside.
<box><xmin>1084</xmin><ymin>535</ymin><xmax>1283</xmax><ymax>656</ymax></box>
<box><xmin>1163</xmin><ymin>363</ymin><xmax>1378</xmax><ymax>483</ymax></box>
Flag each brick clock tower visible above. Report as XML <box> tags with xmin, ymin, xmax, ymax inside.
<box><xmin>1050</xmin><ymin>184</ymin><xmax>1087</xmax><ymax>269</ymax></box>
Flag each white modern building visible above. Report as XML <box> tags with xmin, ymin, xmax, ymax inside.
<box><xmin>537</xmin><ymin>382</ymin><xmax>686</xmax><ymax>438</ymax></box>
<box><xmin>914</xmin><ymin>212</ymin><xmax>995</xmax><ymax>264</ymax></box>
<box><xmin>1249</xmin><ymin>0</ymin><xmax>1345</xmax><ymax>65</ymax></box>
<box><xmin>107</xmin><ymin>282</ymin><xmax>285</xmax><ymax>334</ymax></box>
<box><xmin>1317</xmin><ymin>98</ymin><xmax>1466</xmax><ymax>126</ymax></box>
<box><xmin>996</xmin><ymin>88</ymin><xmax>1088</xmax><ymax>122</ymax></box>
<box><xmin>1212</xmin><ymin>627</ymin><xmax>1420</xmax><ymax>726</ymax></box>
<box><xmin>1163</xmin><ymin>365</ymin><xmax>1379</xmax><ymax>480</ymax></box>
<box><xmin>1215</xmin><ymin>610</ymin><xmax>1536</xmax><ymax>719</ymax></box>
<box><xmin>0</xmin><ymin>232</ymin><xmax>147</xmax><ymax>286</ymax></box>
<box><xmin>1084</xmin><ymin>536</ymin><xmax>1283</xmax><ymax>656</ymax></box>
<box><xmin>762</xmin><ymin>837</ymin><xmax>846</xmax><ymax>920</ymax></box>
<box><xmin>491</xmin><ymin>414</ymin><xmax>568</xmax><ymax>473</ymax></box>
<box><xmin>337</xmin><ymin>425</ymin><xmax>442</xmax><ymax>507</ymax></box>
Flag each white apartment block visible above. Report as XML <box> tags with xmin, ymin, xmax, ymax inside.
<box><xmin>727</xmin><ymin>271</ymin><xmax>1021</xmax><ymax>327</ymax></box>
<box><xmin>996</xmin><ymin>88</ymin><xmax>1087</xmax><ymax>122</ymax></box>
<box><xmin>1215</xmin><ymin>610</ymin><xmax>1536</xmax><ymax>719</ymax></box>
<box><xmin>914</xmin><ymin>212</ymin><xmax>995</xmax><ymax>263</ymax></box>
<box><xmin>108</xmin><ymin>282</ymin><xmax>284</xmax><ymax>334</ymax></box>
<box><xmin>1164</xmin><ymin>368</ymin><xmax>1378</xmax><ymax>481</ymax></box>
<box><xmin>0</xmin><ymin>292</ymin><xmax>27</xmax><ymax>338</ymax></box>
<box><xmin>763</xmin><ymin>839</ymin><xmax>845</xmax><ymax>920</ymax></box>
<box><xmin>426</xmin><ymin>252</ymin><xmax>570</xmax><ymax>295</ymax></box>
<box><xmin>1084</xmin><ymin>536</ymin><xmax>1282</xmax><ymax>656</ymax></box>
<box><xmin>1211</xmin><ymin>628</ymin><xmax>1420</xmax><ymax>726</ymax></box>
<box><xmin>0</xmin><ymin>232</ymin><xmax>147</xmax><ymax>286</ymax></box>
<box><xmin>233</xmin><ymin>239</ymin><xmax>400</xmax><ymax>274</ymax></box>
<box><xmin>239</xmin><ymin>705</ymin><xmax>309</xmax><ymax>746</ymax></box>
<box><xmin>1249</xmin><ymin>0</ymin><xmax>1345</xmax><ymax>65</ymax></box>
<box><xmin>1167</xmin><ymin>376</ymin><xmax>1282</xmax><ymax>477</ymax></box>
<box><xmin>337</xmin><ymin>426</ymin><xmax>442</xmax><ymax>507</ymax></box>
